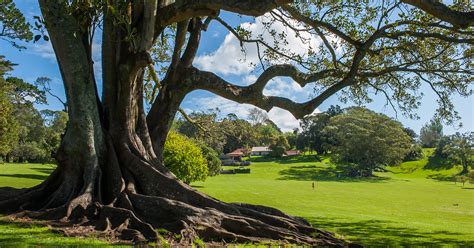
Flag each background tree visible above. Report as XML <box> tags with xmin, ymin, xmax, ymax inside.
<box><xmin>403</xmin><ymin>127</ymin><xmax>423</xmax><ymax>161</ymax></box>
<box><xmin>176</xmin><ymin>110</ymin><xmax>227</xmax><ymax>153</ymax></box>
<box><xmin>0</xmin><ymin>0</ymin><xmax>472</xmax><ymax>245</ymax></box>
<box><xmin>198</xmin><ymin>143</ymin><xmax>222</xmax><ymax>177</ymax></box>
<box><xmin>284</xmin><ymin>130</ymin><xmax>297</xmax><ymax>149</ymax></box>
<box><xmin>420</xmin><ymin>118</ymin><xmax>444</xmax><ymax>148</ymax></box>
<box><xmin>299</xmin><ymin>105</ymin><xmax>342</xmax><ymax>154</ymax></box>
<box><xmin>0</xmin><ymin>70</ymin><xmax>18</xmax><ymax>161</ymax></box>
<box><xmin>221</xmin><ymin>117</ymin><xmax>259</xmax><ymax>153</ymax></box>
<box><xmin>443</xmin><ymin>132</ymin><xmax>474</xmax><ymax>174</ymax></box>
<box><xmin>248</xmin><ymin>107</ymin><xmax>268</xmax><ymax>126</ymax></box>
<box><xmin>324</xmin><ymin>108</ymin><xmax>412</xmax><ymax>177</ymax></box>
<box><xmin>269</xmin><ymin>135</ymin><xmax>290</xmax><ymax>157</ymax></box>
<box><xmin>163</xmin><ymin>131</ymin><xmax>208</xmax><ymax>184</ymax></box>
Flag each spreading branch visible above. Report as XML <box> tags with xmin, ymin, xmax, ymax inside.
<box><xmin>156</xmin><ymin>0</ymin><xmax>291</xmax><ymax>29</ymax></box>
<box><xmin>401</xmin><ymin>0</ymin><xmax>474</xmax><ymax>29</ymax></box>
<box><xmin>186</xmin><ymin>65</ymin><xmax>351</xmax><ymax>119</ymax></box>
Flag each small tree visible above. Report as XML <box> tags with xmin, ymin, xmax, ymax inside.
<box><xmin>163</xmin><ymin>131</ymin><xmax>208</xmax><ymax>184</ymax></box>
<box><xmin>443</xmin><ymin>132</ymin><xmax>473</xmax><ymax>174</ymax></box>
<box><xmin>324</xmin><ymin>108</ymin><xmax>411</xmax><ymax>177</ymax></box>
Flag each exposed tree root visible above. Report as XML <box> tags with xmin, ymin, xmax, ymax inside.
<box><xmin>0</xmin><ymin>146</ymin><xmax>356</xmax><ymax>247</ymax></box>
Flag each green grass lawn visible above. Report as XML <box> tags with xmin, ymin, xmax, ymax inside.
<box><xmin>0</xmin><ymin>151</ymin><xmax>473</xmax><ymax>246</ymax></box>
<box><xmin>193</xmin><ymin>152</ymin><xmax>474</xmax><ymax>246</ymax></box>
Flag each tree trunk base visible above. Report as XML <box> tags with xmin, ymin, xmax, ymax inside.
<box><xmin>0</xmin><ymin>145</ymin><xmax>355</xmax><ymax>247</ymax></box>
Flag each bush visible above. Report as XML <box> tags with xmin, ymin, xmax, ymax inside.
<box><xmin>164</xmin><ymin>131</ymin><xmax>208</xmax><ymax>184</ymax></box>
<box><xmin>404</xmin><ymin>144</ymin><xmax>423</xmax><ymax>161</ymax></box>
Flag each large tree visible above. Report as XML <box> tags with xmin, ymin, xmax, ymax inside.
<box><xmin>324</xmin><ymin>107</ymin><xmax>412</xmax><ymax>177</ymax></box>
<box><xmin>0</xmin><ymin>0</ymin><xmax>472</xmax><ymax>245</ymax></box>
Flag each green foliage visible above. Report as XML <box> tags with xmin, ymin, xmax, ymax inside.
<box><xmin>324</xmin><ymin>108</ymin><xmax>411</xmax><ymax>176</ymax></box>
<box><xmin>164</xmin><ymin>131</ymin><xmax>208</xmax><ymax>184</ymax></box>
<box><xmin>0</xmin><ymin>0</ymin><xmax>33</xmax><ymax>49</ymax></box>
<box><xmin>442</xmin><ymin>132</ymin><xmax>474</xmax><ymax>174</ymax></box>
<box><xmin>404</xmin><ymin>144</ymin><xmax>424</xmax><ymax>162</ymax></box>
<box><xmin>0</xmin><ymin>71</ymin><xmax>66</xmax><ymax>163</ymax></box>
<box><xmin>176</xmin><ymin>110</ymin><xmax>227</xmax><ymax>153</ymax></box>
<box><xmin>176</xmin><ymin>109</ymin><xmax>263</xmax><ymax>154</ymax></box>
<box><xmin>0</xmin><ymin>79</ymin><xmax>18</xmax><ymax>158</ymax></box>
<box><xmin>255</xmin><ymin>123</ymin><xmax>280</xmax><ymax>146</ymax></box>
<box><xmin>199</xmin><ymin>144</ymin><xmax>221</xmax><ymax>177</ymax></box>
<box><xmin>221</xmin><ymin>117</ymin><xmax>259</xmax><ymax>153</ymax></box>
<box><xmin>10</xmin><ymin>142</ymin><xmax>48</xmax><ymax>163</ymax></box>
<box><xmin>420</xmin><ymin>118</ymin><xmax>443</xmax><ymax>148</ymax></box>
<box><xmin>299</xmin><ymin>105</ymin><xmax>342</xmax><ymax>154</ymax></box>
<box><xmin>269</xmin><ymin>135</ymin><xmax>290</xmax><ymax>157</ymax></box>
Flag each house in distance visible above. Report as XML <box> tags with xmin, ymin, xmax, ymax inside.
<box><xmin>251</xmin><ymin>146</ymin><xmax>272</xmax><ymax>156</ymax></box>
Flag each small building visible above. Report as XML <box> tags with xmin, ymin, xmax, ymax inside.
<box><xmin>226</xmin><ymin>149</ymin><xmax>244</xmax><ymax>161</ymax></box>
<box><xmin>285</xmin><ymin>150</ymin><xmax>301</xmax><ymax>156</ymax></box>
<box><xmin>251</xmin><ymin>146</ymin><xmax>272</xmax><ymax>156</ymax></box>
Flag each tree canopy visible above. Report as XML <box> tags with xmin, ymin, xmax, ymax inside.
<box><xmin>324</xmin><ymin>107</ymin><xmax>412</xmax><ymax>176</ymax></box>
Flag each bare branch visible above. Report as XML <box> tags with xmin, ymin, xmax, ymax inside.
<box><xmin>178</xmin><ymin>108</ymin><xmax>207</xmax><ymax>132</ymax></box>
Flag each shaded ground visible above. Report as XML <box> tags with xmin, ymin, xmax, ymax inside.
<box><xmin>307</xmin><ymin>217</ymin><xmax>474</xmax><ymax>247</ymax></box>
<box><xmin>277</xmin><ymin>164</ymin><xmax>390</xmax><ymax>183</ymax></box>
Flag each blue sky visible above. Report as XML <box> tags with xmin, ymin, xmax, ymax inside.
<box><xmin>2</xmin><ymin>1</ymin><xmax>472</xmax><ymax>134</ymax></box>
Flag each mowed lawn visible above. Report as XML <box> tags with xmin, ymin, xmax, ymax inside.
<box><xmin>193</xmin><ymin>153</ymin><xmax>474</xmax><ymax>246</ymax></box>
<box><xmin>0</xmin><ymin>151</ymin><xmax>473</xmax><ymax>246</ymax></box>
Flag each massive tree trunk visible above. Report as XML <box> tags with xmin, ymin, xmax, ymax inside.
<box><xmin>0</xmin><ymin>1</ymin><xmax>349</xmax><ymax>246</ymax></box>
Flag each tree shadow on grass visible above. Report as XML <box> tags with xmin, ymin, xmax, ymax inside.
<box><xmin>424</xmin><ymin>155</ymin><xmax>454</xmax><ymax>171</ymax></box>
<box><xmin>30</xmin><ymin>167</ymin><xmax>55</xmax><ymax>175</ymax></box>
<box><xmin>248</xmin><ymin>155</ymin><xmax>324</xmax><ymax>164</ymax></box>
<box><xmin>277</xmin><ymin>165</ymin><xmax>390</xmax><ymax>183</ymax></box>
<box><xmin>0</xmin><ymin>173</ymin><xmax>49</xmax><ymax>181</ymax></box>
<box><xmin>307</xmin><ymin>217</ymin><xmax>473</xmax><ymax>246</ymax></box>
<box><xmin>426</xmin><ymin>173</ymin><xmax>455</xmax><ymax>182</ymax></box>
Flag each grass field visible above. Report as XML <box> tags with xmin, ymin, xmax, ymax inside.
<box><xmin>0</xmin><ymin>150</ymin><xmax>473</xmax><ymax>246</ymax></box>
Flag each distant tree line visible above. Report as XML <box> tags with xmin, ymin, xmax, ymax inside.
<box><xmin>174</xmin><ymin>108</ymin><xmax>288</xmax><ymax>156</ymax></box>
<box><xmin>0</xmin><ymin>61</ymin><xmax>67</xmax><ymax>163</ymax></box>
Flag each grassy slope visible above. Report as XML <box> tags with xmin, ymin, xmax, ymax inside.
<box><xmin>0</xmin><ymin>150</ymin><xmax>473</xmax><ymax>246</ymax></box>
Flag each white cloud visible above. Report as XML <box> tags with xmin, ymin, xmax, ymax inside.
<box><xmin>30</xmin><ymin>41</ymin><xmax>56</xmax><ymax>62</ymax></box>
<box><xmin>263</xmin><ymin>77</ymin><xmax>316</xmax><ymax>101</ymax></box>
<box><xmin>241</xmin><ymin>74</ymin><xmax>258</xmax><ymax>86</ymax></box>
<box><xmin>194</xmin><ymin>14</ymin><xmax>322</xmax><ymax>76</ymax></box>
<box><xmin>29</xmin><ymin>40</ymin><xmax>102</xmax><ymax>81</ymax></box>
<box><xmin>187</xmin><ymin>95</ymin><xmax>320</xmax><ymax>132</ymax></box>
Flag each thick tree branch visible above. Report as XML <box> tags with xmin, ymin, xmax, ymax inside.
<box><xmin>156</xmin><ymin>0</ymin><xmax>291</xmax><ymax>29</ymax></box>
<box><xmin>186</xmin><ymin>66</ymin><xmax>351</xmax><ymax>119</ymax></box>
<box><xmin>401</xmin><ymin>0</ymin><xmax>474</xmax><ymax>29</ymax></box>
